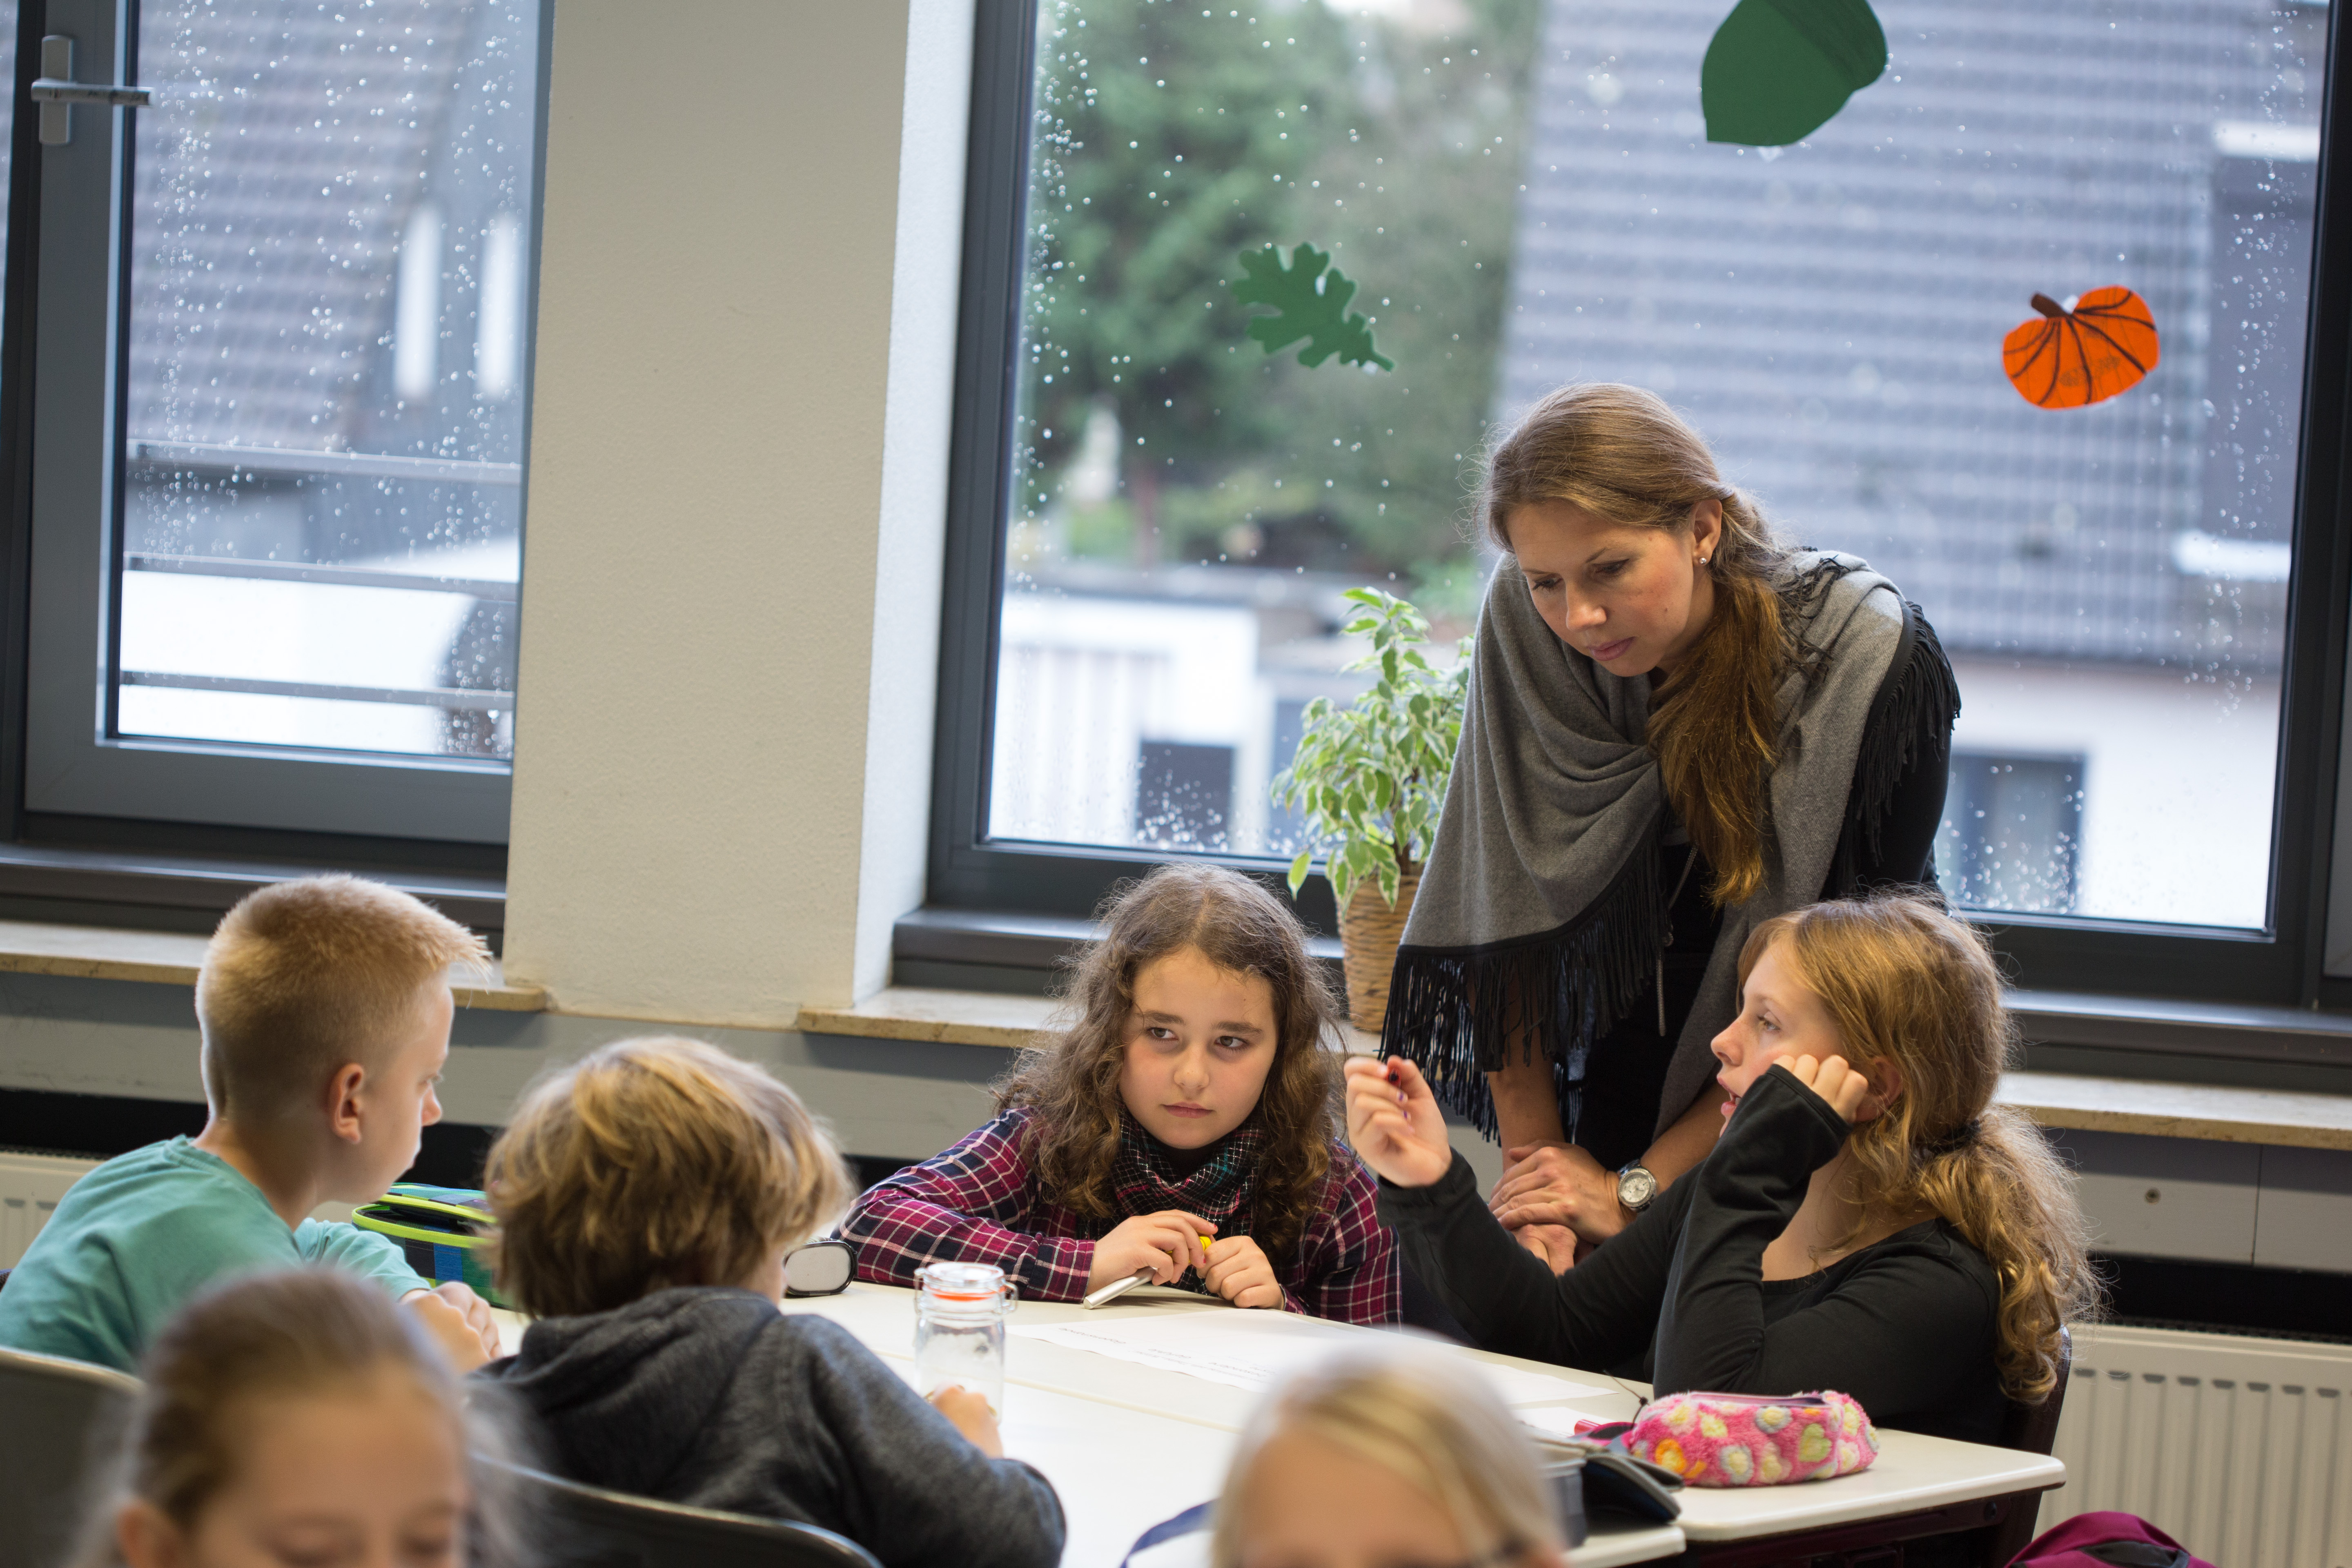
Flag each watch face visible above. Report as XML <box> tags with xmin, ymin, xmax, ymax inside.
<box><xmin>1619</xmin><ymin>1167</ymin><xmax>1658</xmax><ymax>1209</ymax></box>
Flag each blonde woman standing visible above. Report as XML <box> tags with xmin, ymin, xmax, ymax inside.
<box><xmin>1383</xmin><ymin>385</ymin><xmax>1959</xmax><ymax>1269</ymax></box>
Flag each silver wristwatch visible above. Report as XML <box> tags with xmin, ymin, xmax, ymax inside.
<box><xmin>1616</xmin><ymin>1162</ymin><xmax>1659</xmax><ymax>1213</ymax></box>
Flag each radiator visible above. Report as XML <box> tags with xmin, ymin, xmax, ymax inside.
<box><xmin>2044</xmin><ymin>1323</ymin><xmax>2352</xmax><ymax>1568</ymax></box>
<box><xmin>0</xmin><ymin>1150</ymin><xmax>100</xmax><ymax>1268</ymax></box>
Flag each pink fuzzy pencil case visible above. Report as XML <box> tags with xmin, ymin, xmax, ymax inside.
<box><xmin>1624</xmin><ymin>1390</ymin><xmax>1879</xmax><ymax>1487</ymax></box>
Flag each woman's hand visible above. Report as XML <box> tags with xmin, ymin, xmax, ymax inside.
<box><xmin>927</xmin><ymin>1384</ymin><xmax>1005</xmax><ymax>1457</ymax></box>
<box><xmin>1086</xmin><ymin>1209</ymin><xmax>1213</xmax><ymax>1291</ymax></box>
<box><xmin>1488</xmin><ymin>1141</ymin><xmax>1628</xmax><ymax>1245</ymax></box>
<box><xmin>1343</xmin><ymin>1056</ymin><xmax>1453</xmax><ymax>1187</ymax></box>
<box><xmin>1512</xmin><ymin>1221</ymin><xmax>1581</xmax><ymax>1274</ymax></box>
<box><xmin>1203</xmin><ymin>1234</ymin><xmax>1284</xmax><ymax>1309</ymax></box>
<box><xmin>1782</xmin><ymin>1054</ymin><xmax>1871</xmax><ymax>1123</ymax></box>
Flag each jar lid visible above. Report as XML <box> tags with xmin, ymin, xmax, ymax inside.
<box><xmin>917</xmin><ymin>1261</ymin><xmax>1007</xmax><ymax>1302</ymax></box>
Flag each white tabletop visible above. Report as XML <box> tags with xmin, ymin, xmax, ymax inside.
<box><xmin>492</xmin><ymin>1285</ymin><xmax>2060</xmax><ymax>1567</ymax></box>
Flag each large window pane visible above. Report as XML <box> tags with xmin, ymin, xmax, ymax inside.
<box><xmin>117</xmin><ymin>0</ymin><xmax>537</xmax><ymax>762</ymax></box>
<box><xmin>991</xmin><ymin>0</ymin><xmax>2319</xmax><ymax>931</ymax></box>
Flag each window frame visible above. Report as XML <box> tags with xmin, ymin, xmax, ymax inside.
<box><xmin>0</xmin><ymin>0</ymin><xmax>554</xmax><ymax>878</ymax></box>
<box><xmin>929</xmin><ymin>0</ymin><xmax>2352</xmax><ymax>1032</ymax></box>
<box><xmin>13</xmin><ymin>0</ymin><xmax>549</xmax><ymax>849</ymax></box>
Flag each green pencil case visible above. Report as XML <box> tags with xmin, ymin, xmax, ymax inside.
<box><xmin>353</xmin><ymin>1182</ymin><xmax>510</xmax><ymax>1309</ymax></box>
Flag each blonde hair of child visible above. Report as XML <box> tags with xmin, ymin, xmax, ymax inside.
<box><xmin>75</xmin><ymin>1267</ymin><xmax>527</xmax><ymax>1568</ymax></box>
<box><xmin>195</xmin><ymin>875</ymin><xmax>488</xmax><ymax>1124</ymax></box>
<box><xmin>1209</xmin><ymin>1344</ymin><xmax>1564</xmax><ymax>1568</ymax></box>
<box><xmin>995</xmin><ymin>862</ymin><xmax>1347</xmax><ymax>1266</ymax></box>
<box><xmin>1482</xmin><ymin>383</ymin><xmax>1797</xmax><ymax>906</ymax></box>
<box><xmin>485</xmin><ymin>1035</ymin><xmax>853</xmax><ymax>1317</ymax></box>
<box><xmin>1738</xmin><ymin>893</ymin><xmax>2100</xmax><ymax>1403</ymax></box>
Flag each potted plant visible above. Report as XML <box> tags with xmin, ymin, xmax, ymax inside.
<box><xmin>1270</xmin><ymin>587</ymin><xmax>1470</xmax><ymax>1033</ymax></box>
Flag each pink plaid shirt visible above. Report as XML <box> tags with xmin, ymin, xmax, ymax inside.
<box><xmin>840</xmin><ymin>1109</ymin><xmax>1400</xmax><ymax>1325</ymax></box>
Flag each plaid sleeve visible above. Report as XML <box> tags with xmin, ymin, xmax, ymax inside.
<box><xmin>1282</xmin><ymin>1144</ymin><xmax>1401</xmax><ymax>1326</ymax></box>
<box><xmin>837</xmin><ymin>1111</ymin><xmax>1098</xmax><ymax>1303</ymax></box>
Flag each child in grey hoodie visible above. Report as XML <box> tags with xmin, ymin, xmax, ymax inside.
<box><xmin>473</xmin><ymin>1036</ymin><xmax>1064</xmax><ymax>1568</ymax></box>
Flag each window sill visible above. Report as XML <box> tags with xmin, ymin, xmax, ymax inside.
<box><xmin>0</xmin><ymin>843</ymin><xmax>506</xmax><ymax>935</ymax></box>
<box><xmin>0</xmin><ymin>917</ymin><xmax>546</xmax><ymax>1011</ymax></box>
<box><xmin>803</xmin><ymin>986</ymin><xmax>2352</xmax><ymax>1150</ymax></box>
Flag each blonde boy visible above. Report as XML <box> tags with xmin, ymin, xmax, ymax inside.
<box><xmin>477</xmin><ymin>1037</ymin><xmax>1067</xmax><ymax>1568</ymax></box>
<box><xmin>0</xmin><ymin>876</ymin><xmax>501</xmax><ymax>1373</ymax></box>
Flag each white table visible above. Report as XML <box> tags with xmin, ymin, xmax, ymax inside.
<box><xmin>493</xmin><ymin>1285</ymin><xmax>2061</xmax><ymax>1568</ymax></box>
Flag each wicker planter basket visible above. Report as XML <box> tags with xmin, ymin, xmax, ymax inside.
<box><xmin>1337</xmin><ymin>869</ymin><xmax>1421</xmax><ymax>1035</ymax></box>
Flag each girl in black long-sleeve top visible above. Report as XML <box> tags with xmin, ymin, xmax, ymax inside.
<box><xmin>1348</xmin><ymin>893</ymin><xmax>2097</xmax><ymax>1445</ymax></box>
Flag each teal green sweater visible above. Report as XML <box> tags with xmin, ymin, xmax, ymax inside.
<box><xmin>0</xmin><ymin>1136</ymin><xmax>431</xmax><ymax>1372</ymax></box>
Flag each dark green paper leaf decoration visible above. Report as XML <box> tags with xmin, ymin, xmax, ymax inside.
<box><xmin>1230</xmin><ymin>243</ymin><xmax>1395</xmax><ymax>372</ymax></box>
<box><xmin>1701</xmin><ymin>0</ymin><xmax>1886</xmax><ymax>147</ymax></box>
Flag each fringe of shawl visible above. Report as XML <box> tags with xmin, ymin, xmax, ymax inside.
<box><xmin>1837</xmin><ymin>602</ymin><xmax>1963</xmax><ymax>884</ymax></box>
<box><xmin>1378</xmin><ymin>846</ymin><xmax>1673</xmax><ymax>1140</ymax></box>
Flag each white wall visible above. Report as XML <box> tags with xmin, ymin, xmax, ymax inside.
<box><xmin>501</xmin><ymin>0</ymin><xmax>973</xmax><ymax>1024</ymax></box>
<box><xmin>1950</xmin><ymin>657</ymin><xmax>2279</xmax><ymax>927</ymax></box>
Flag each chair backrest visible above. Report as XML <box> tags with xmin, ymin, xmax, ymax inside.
<box><xmin>482</xmin><ymin>1456</ymin><xmax>884</xmax><ymax>1568</ymax></box>
<box><xmin>1981</xmin><ymin>1325</ymin><xmax>2074</xmax><ymax>1568</ymax></box>
<box><xmin>0</xmin><ymin>1348</ymin><xmax>143</xmax><ymax>1568</ymax></box>
<box><xmin>1998</xmin><ymin>1324</ymin><xmax>2072</xmax><ymax>1457</ymax></box>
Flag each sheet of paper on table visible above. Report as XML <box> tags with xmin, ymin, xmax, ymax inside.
<box><xmin>1011</xmin><ymin>1311</ymin><xmax>1610</xmax><ymax>1406</ymax></box>
<box><xmin>1516</xmin><ymin>1404</ymin><xmax>1616</xmax><ymax>1443</ymax></box>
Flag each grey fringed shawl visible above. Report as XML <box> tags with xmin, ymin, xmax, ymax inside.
<box><xmin>1382</xmin><ymin>550</ymin><xmax>1950</xmax><ymax>1143</ymax></box>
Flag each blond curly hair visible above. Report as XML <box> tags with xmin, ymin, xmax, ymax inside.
<box><xmin>1740</xmin><ymin>893</ymin><xmax>2099</xmax><ymax>1402</ymax></box>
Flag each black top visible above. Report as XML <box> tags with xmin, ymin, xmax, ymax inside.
<box><xmin>1575</xmin><ymin>750</ymin><xmax>1946</xmax><ymax>1165</ymax></box>
<box><xmin>1572</xmin><ymin>612</ymin><xmax>1954</xmax><ymax>1167</ymax></box>
<box><xmin>477</xmin><ymin>1287</ymin><xmax>1066</xmax><ymax>1568</ymax></box>
<box><xmin>1376</xmin><ymin>1065</ymin><xmax>2007</xmax><ymax>1444</ymax></box>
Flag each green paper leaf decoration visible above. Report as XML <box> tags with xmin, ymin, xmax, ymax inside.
<box><xmin>1230</xmin><ymin>242</ymin><xmax>1396</xmax><ymax>372</ymax></box>
<box><xmin>1702</xmin><ymin>0</ymin><xmax>1887</xmax><ymax>148</ymax></box>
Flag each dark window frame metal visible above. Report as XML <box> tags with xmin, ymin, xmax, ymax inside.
<box><xmin>0</xmin><ymin>0</ymin><xmax>559</xmax><ymax>934</ymax></box>
<box><xmin>928</xmin><ymin>0</ymin><xmax>2352</xmax><ymax>1039</ymax></box>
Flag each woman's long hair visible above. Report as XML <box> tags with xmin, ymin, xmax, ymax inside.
<box><xmin>996</xmin><ymin>862</ymin><xmax>1346</xmax><ymax>1265</ymax></box>
<box><xmin>1739</xmin><ymin>894</ymin><xmax>2100</xmax><ymax>1403</ymax></box>
<box><xmin>1483</xmin><ymin>383</ymin><xmax>1795</xmax><ymax>906</ymax></box>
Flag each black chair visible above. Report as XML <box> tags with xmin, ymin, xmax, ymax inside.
<box><xmin>481</xmin><ymin>1456</ymin><xmax>884</xmax><ymax>1568</ymax></box>
<box><xmin>0</xmin><ymin>1347</ymin><xmax>142</xmax><ymax>1568</ymax></box>
<box><xmin>1976</xmin><ymin>1325</ymin><xmax>2073</xmax><ymax>1568</ymax></box>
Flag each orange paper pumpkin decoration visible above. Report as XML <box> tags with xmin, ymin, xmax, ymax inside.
<box><xmin>2003</xmin><ymin>287</ymin><xmax>2160</xmax><ymax>409</ymax></box>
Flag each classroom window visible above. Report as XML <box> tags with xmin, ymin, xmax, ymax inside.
<box><xmin>22</xmin><ymin>0</ymin><xmax>541</xmax><ymax>844</ymax></box>
<box><xmin>976</xmin><ymin>0</ymin><xmax>2324</xmax><ymax>935</ymax></box>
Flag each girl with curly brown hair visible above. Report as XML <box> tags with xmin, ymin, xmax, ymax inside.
<box><xmin>843</xmin><ymin>863</ymin><xmax>1400</xmax><ymax>1323</ymax></box>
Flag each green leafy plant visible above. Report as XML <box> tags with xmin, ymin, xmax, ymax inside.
<box><xmin>1231</xmin><ymin>243</ymin><xmax>1396</xmax><ymax>372</ymax></box>
<box><xmin>1271</xmin><ymin>588</ymin><xmax>1469</xmax><ymax>910</ymax></box>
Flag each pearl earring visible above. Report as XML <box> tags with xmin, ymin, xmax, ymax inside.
<box><xmin>1697</xmin><ymin>555</ymin><xmax>1710</xmax><ymax>565</ymax></box>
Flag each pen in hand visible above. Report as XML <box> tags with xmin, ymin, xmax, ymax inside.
<box><xmin>1082</xmin><ymin>1267</ymin><xmax>1153</xmax><ymax>1309</ymax></box>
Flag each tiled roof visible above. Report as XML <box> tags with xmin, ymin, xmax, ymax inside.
<box><xmin>1498</xmin><ymin>0</ymin><xmax>2314</xmax><ymax>667</ymax></box>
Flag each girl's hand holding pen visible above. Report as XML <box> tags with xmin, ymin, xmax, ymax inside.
<box><xmin>1342</xmin><ymin>1056</ymin><xmax>1453</xmax><ymax>1188</ymax></box>
<box><xmin>1203</xmin><ymin>1234</ymin><xmax>1283</xmax><ymax>1309</ymax></box>
<box><xmin>1085</xmin><ymin>1209</ymin><xmax>1215</xmax><ymax>1293</ymax></box>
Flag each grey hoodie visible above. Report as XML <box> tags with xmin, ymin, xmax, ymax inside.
<box><xmin>476</xmin><ymin>1286</ymin><xmax>1065</xmax><ymax>1568</ymax></box>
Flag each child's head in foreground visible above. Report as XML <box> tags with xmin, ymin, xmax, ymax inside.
<box><xmin>84</xmin><ymin>1267</ymin><xmax>522</xmax><ymax>1568</ymax></box>
<box><xmin>485</xmin><ymin>1035</ymin><xmax>853</xmax><ymax>1315</ymax></box>
<box><xmin>1720</xmin><ymin>890</ymin><xmax>2098</xmax><ymax>1401</ymax></box>
<box><xmin>998</xmin><ymin>862</ymin><xmax>1345</xmax><ymax>1259</ymax></box>
<box><xmin>1211</xmin><ymin>1345</ymin><xmax>1564</xmax><ymax>1568</ymax></box>
<box><xmin>195</xmin><ymin>875</ymin><xmax>488</xmax><ymax>1196</ymax></box>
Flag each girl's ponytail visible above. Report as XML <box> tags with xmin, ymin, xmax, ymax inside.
<box><xmin>1910</xmin><ymin>1107</ymin><xmax>2098</xmax><ymax>1402</ymax></box>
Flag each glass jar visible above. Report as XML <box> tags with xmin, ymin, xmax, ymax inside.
<box><xmin>913</xmin><ymin>1261</ymin><xmax>1018</xmax><ymax>1417</ymax></box>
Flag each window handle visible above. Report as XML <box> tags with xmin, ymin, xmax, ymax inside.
<box><xmin>32</xmin><ymin>36</ymin><xmax>151</xmax><ymax>145</ymax></box>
